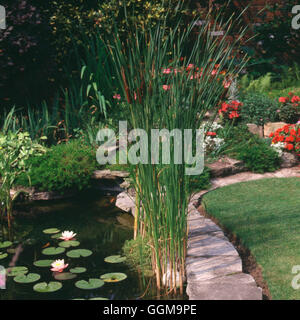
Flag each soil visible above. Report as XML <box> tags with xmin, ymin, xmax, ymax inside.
<box><xmin>197</xmin><ymin>205</ymin><xmax>272</xmax><ymax>300</ymax></box>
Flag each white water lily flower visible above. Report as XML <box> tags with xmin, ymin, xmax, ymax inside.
<box><xmin>60</xmin><ymin>231</ymin><xmax>77</xmax><ymax>241</ymax></box>
<box><xmin>51</xmin><ymin>259</ymin><xmax>68</xmax><ymax>272</ymax></box>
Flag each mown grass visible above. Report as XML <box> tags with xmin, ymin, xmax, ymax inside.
<box><xmin>202</xmin><ymin>177</ymin><xmax>300</xmax><ymax>300</ymax></box>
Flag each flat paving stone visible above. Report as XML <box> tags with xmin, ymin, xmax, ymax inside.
<box><xmin>187</xmin><ymin>273</ymin><xmax>262</xmax><ymax>300</ymax></box>
<box><xmin>186</xmin><ymin>255</ymin><xmax>242</xmax><ymax>282</ymax></box>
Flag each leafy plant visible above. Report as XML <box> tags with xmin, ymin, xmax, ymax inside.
<box><xmin>0</xmin><ymin>131</ymin><xmax>46</xmax><ymax>227</ymax></box>
<box><xmin>240</xmin><ymin>92</ymin><xmax>280</xmax><ymax>125</ymax></box>
<box><xmin>15</xmin><ymin>140</ymin><xmax>98</xmax><ymax>193</ymax></box>
<box><xmin>235</xmin><ymin>140</ymin><xmax>281</xmax><ymax>173</ymax></box>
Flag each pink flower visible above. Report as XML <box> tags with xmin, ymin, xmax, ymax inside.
<box><xmin>163</xmin><ymin>85</ymin><xmax>171</xmax><ymax>91</ymax></box>
<box><xmin>113</xmin><ymin>94</ymin><xmax>121</xmax><ymax>100</ymax></box>
<box><xmin>51</xmin><ymin>259</ymin><xmax>69</xmax><ymax>273</ymax></box>
<box><xmin>59</xmin><ymin>231</ymin><xmax>77</xmax><ymax>241</ymax></box>
<box><xmin>163</xmin><ymin>68</ymin><xmax>172</xmax><ymax>74</ymax></box>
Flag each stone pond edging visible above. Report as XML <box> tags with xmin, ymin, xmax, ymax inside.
<box><xmin>115</xmin><ymin>164</ymin><xmax>300</xmax><ymax>300</ymax></box>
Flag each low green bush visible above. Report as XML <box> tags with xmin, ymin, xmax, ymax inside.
<box><xmin>240</xmin><ymin>92</ymin><xmax>279</xmax><ymax>125</ymax></box>
<box><xmin>15</xmin><ymin>140</ymin><xmax>98</xmax><ymax>193</ymax></box>
<box><xmin>235</xmin><ymin>141</ymin><xmax>281</xmax><ymax>173</ymax></box>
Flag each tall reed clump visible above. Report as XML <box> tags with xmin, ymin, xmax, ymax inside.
<box><xmin>102</xmin><ymin>3</ymin><xmax>248</xmax><ymax>294</ymax></box>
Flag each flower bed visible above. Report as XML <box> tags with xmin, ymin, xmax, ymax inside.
<box><xmin>269</xmin><ymin>123</ymin><xmax>300</xmax><ymax>157</ymax></box>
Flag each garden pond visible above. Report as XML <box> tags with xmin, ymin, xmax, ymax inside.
<box><xmin>0</xmin><ymin>191</ymin><xmax>156</xmax><ymax>300</ymax></box>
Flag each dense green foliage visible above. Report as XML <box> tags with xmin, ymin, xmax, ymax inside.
<box><xmin>235</xmin><ymin>141</ymin><xmax>280</xmax><ymax>173</ymax></box>
<box><xmin>202</xmin><ymin>178</ymin><xmax>300</xmax><ymax>300</ymax></box>
<box><xmin>240</xmin><ymin>92</ymin><xmax>279</xmax><ymax>125</ymax></box>
<box><xmin>15</xmin><ymin>140</ymin><xmax>98</xmax><ymax>193</ymax></box>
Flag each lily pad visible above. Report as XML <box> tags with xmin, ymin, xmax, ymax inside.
<box><xmin>100</xmin><ymin>273</ymin><xmax>127</xmax><ymax>283</ymax></box>
<box><xmin>89</xmin><ymin>297</ymin><xmax>109</xmax><ymax>300</ymax></box>
<box><xmin>104</xmin><ymin>255</ymin><xmax>126</xmax><ymax>264</ymax></box>
<box><xmin>67</xmin><ymin>249</ymin><xmax>92</xmax><ymax>258</ymax></box>
<box><xmin>7</xmin><ymin>248</ymin><xmax>17</xmax><ymax>254</ymax></box>
<box><xmin>54</xmin><ymin>272</ymin><xmax>77</xmax><ymax>281</ymax></box>
<box><xmin>0</xmin><ymin>252</ymin><xmax>8</xmax><ymax>260</ymax></box>
<box><xmin>70</xmin><ymin>267</ymin><xmax>87</xmax><ymax>274</ymax></box>
<box><xmin>43</xmin><ymin>228</ymin><xmax>60</xmax><ymax>234</ymax></box>
<box><xmin>42</xmin><ymin>247</ymin><xmax>65</xmax><ymax>255</ymax></box>
<box><xmin>14</xmin><ymin>273</ymin><xmax>40</xmax><ymax>284</ymax></box>
<box><xmin>58</xmin><ymin>240</ymin><xmax>80</xmax><ymax>248</ymax></box>
<box><xmin>75</xmin><ymin>279</ymin><xmax>104</xmax><ymax>290</ymax></box>
<box><xmin>33</xmin><ymin>281</ymin><xmax>62</xmax><ymax>293</ymax></box>
<box><xmin>6</xmin><ymin>266</ymin><xmax>28</xmax><ymax>277</ymax></box>
<box><xmin>33</xmin><ymin>260</ymin><xmax>54</xmax><ymax>267</ymax></box>
<box><xmin>51</xmin><ymin>233</ymin><xmax>62</xmax><ymax>239</ymax></box>
<box><xmin>0</xmin><ymin>241</ymin><xmax>12</xmax><ymax>249</ymax></box>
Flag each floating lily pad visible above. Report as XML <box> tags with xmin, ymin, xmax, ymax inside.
<box><xmin>33</xmin><ymin>260</ymin><xmax>54</xmax><ymax>267</ymax></box>
<box><xmin>43</xmin><ymin>228</ymin><xmax>60</xmax><ymax>234</ymax></box>
<box><xmin>54</xmin><ymin>272</ymin><xmax>77</xmax><ymax>281</ymax></box>
<box><xmin>6</xmin><ymin>266</ymin><xmax>28</xmax><ymax>277</ymax></box>
<box><xmin>0</xmin><ymin>252</ymin><xmax>8</xmax><ymax>260</ymax></box>
<box><xmin>58</xmin><ymin>241</ymin><xmax>80</xmax><ymax>248</ymax></box>
<box><xmin>51</xmin><ymin>233</ymin><xmax>62</xmax><ymax>239</ymax></box>
<box><xmin>89</xmin><ymin>297</ymin><xmax>109</xmax><ymax>300</ymax></box>
<box><xmin>14</xmin><ymin>273</ymin><xmax>40</xmax><ymax>284</ymax></box>
<box><xmin>7</xmin><ymin>248</ymin><xmax>17</xmax><ymax>254</ymax></box>
<box><xmin>33</xmin><ymin>281</ymin><xmax>62</xmax><ymax>293</ymax></box>
<box><xmin>0</xmin><ymin>241</ymin><xmax>12</xmax><ymax>249</ymax></box>
<box><xmin>104</xmin><ymin>255</ymin><xmax>126</xmax><ymax>264</ymax></box>
<box><xmin>67</xmin><ymin>249</ymin><xmax>92</xmax><ymax>258</ymax></box>
<box><xmin>42</xmin><ymin>247</ymin><xmax>65</xmax><ymax>255</ymax></box>
<box><xmin>100</xmin><ymin>273</ymin><xmax>127</xmax><ymax>283</ymax></box>
<box><xmin>70</xmin><ymin>267</ymin><xmax>87</xmax><ymax>274</ymax></box>
<box><xmin>75</xmin><ymin>279</ymin><xmax>104</xmax><ymax>290</ymax></box>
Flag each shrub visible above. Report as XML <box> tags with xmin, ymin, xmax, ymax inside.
<box><xmin>235</xmin><ymin>141</ymin><xmax>281</xmax><ymax>173</ymax></box>
<box><xmin>15</xmin><ymin>140</ymin><xmax>98</xmax><ymax>193</ymax></box>
<box><xmin>240</xmin><ymin>92</ymin><xmax>280</xmax><ymax>126</ymax></box>
<box><xmin>277</xmin><ymin>93</ymin><xmax>300</xmax><ymax>124</ymax></box>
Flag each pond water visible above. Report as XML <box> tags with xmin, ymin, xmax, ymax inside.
<box><xmin>0</xmin><ymin>192</ymin><xmax>151</xmax><ymax>300</ymax></box>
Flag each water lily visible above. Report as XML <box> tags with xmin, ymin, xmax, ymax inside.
<box><xmin>51</xmin><ymin>259</ymin><xmax>68</xmax><ymax>273</ymax></box>
<box><xmin>60</xmin><ymin>231</ymin><xmax>77</xmax><ymax>241</ymax></box>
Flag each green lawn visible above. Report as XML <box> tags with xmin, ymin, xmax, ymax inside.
<box><xmin>202</xmin><ymin>177</ymin><xmax>300</xmax><ymax>300</ymax></box>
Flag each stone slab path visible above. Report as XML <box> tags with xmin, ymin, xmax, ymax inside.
<box><xmin>186</xmin><ymin>165</ymin><xmax>300</xmax><ymax>300</ymax></box>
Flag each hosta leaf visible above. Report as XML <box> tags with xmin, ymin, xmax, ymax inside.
<box><xmin>6</xmin><ymin>266</ymin><xmax>28</xmax><ymax>277</ymax></box>
<box><xmin>42</xmin><ymin>247</ymin><xmax>65</xmax><ymax>255</ymax></box>
<box><xmin>75</xmin><ymin>279</ymin><xmax>104</xmax><ymax>290</ymax></box>
<box><xmin>66</xmin><ymin>249</ymin><xmax>92</xmax><ymax>258</ymax></box>
<box><xmin>0</xmin><ymin>241</ymin><xmax>12</xmax><ymax>249</ymax></box>
<box><xmin>43</xmin><ymin>228</ymin><xmax>60</xmax><ymax>235</ymax></box>
<box><xmin>70</xmin><ymin>267</ymin><xmax>87</xmax><ymax>274</ymax></box>
<box><xmin>54</xmin><ymin>272</ymin><xmax>77</xmax><ymax>281</ymax></box>
<box><xmin>14</xmin><ymin>273</ymin><xmax>40</xmax><ymax>284</ymax></box>
<box><xmin>33</xmin><ymin>260</ymin><xmax>53</xmax><ymax>267</ymax></box>
<box><xmin>58</xmin><ymin>241</ymin><xmax>80</xmax><ymax>248</ymax></box>
<box><xmin>33</xmin><ymin>281</ymin><xmax>62</xmax><ymax>293</ymax></box>
<box><xmin>104</xmin><ymin>255</ymin><xmax>126</xmax><ymax>264</ymax></box>
<box><xmin>100</xmin><ymin>273</ymin><xmax>127</xmax><ymax>283</ymax></box>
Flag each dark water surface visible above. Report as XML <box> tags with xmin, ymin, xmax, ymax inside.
<box><xmin>0</xmin><ymin>193</ymin><xmax>147</xmax><ymax>300</ymax></box>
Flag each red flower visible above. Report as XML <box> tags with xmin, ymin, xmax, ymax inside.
<box><xmin>279</xmin><ymin>97</ymin><xmax>288</xmax><ymax>103</ymax></box>
<box><xmin>206</xmin><ymin>131</ymin><xmax>217</xmax><ymax>136</ymax></box>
